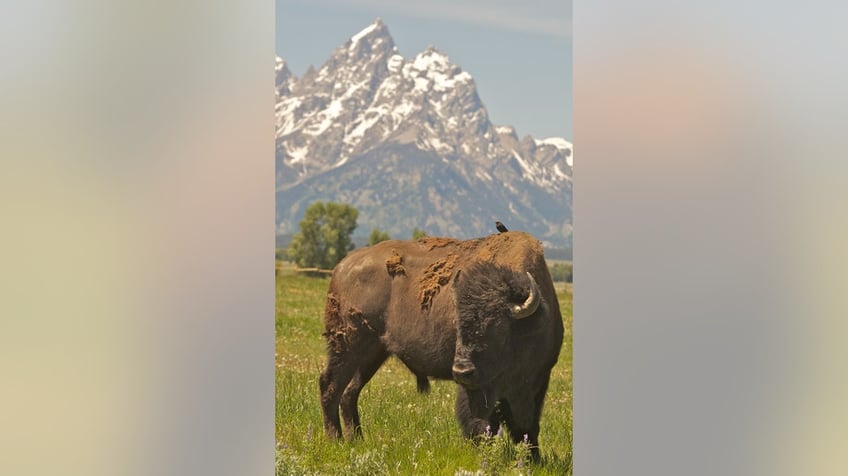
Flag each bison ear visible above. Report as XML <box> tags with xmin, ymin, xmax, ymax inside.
<box><xmin>452</xmin><ymin>269</ymin><xmax>462</xmax><ymax>285</ymax></box>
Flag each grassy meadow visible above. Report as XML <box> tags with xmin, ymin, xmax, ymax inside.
<box><xmin>275</xmin><ymin>263</ymin><xmax>572</xmax><ymax>475</ymax></box>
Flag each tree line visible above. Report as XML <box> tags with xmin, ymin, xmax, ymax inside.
<box><xmin>286</xmin><ymin>201</ymin><xmax>572</xmax><ymax>282</ymax></box>
<box><xmin>287</xmin><ymin>201</ymin><xmax>427</xmax><ymax>269</ymax></box>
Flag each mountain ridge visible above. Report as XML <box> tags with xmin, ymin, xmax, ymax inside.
<box><xmin>276</xmin><ymin>19</ymin><xmax>572</xmax><ymax>247</ymax></box>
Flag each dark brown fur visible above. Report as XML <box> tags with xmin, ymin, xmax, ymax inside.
<box><xmin>318</xmin><ymin>232</ymin><xmax>563</xmax><ymax>458</ymax></box>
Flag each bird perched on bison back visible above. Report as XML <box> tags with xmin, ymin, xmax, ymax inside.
<box><xmin>318</xmin><ymin>231</ymin><xmax>563</xmax><ymax>460</ymax></box>
<box><xmin>495</xmin><ymin>221</ymin><xmax>509</xmax><ymax>233</ymax></box>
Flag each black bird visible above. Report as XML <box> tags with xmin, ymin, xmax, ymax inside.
<box><xmin>495</xmin><ymin>221</ymin><xmax>509</xmax><ymax>233</ymax></box>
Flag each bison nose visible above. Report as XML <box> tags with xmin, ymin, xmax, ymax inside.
<box><xmin>452</xmin><ymin>360</ymin><xmax>477</xmax><ymax>386</ymax></box>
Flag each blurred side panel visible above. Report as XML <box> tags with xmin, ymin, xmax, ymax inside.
<box><xmin>0</xmin><ymin>1</ymin><xmax>274</xmax><ymax>476</ymax></box>
<box><xmin>574</xmin><ymin>1</ymin><xmax>847</xmax><ymax>475</ymax></box>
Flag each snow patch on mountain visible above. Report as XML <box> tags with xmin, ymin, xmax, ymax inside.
<box><xmin>535</xmin><ymin>137</ymin><xmax>572</xmax><ymax>150</ymax></box>
<box><xmin>387</xmin><ymin>54</ymin><xmax>404</xmax><ymax>73</ymax></box>
<box><xmin>496</xmin><ymin>125</ymin><xmax>517</xmax><ymax>135</ymax></box>
<box><xmin>535</xmin><ymin>137</ymin><xmax>573</xmax><ymax>166</ymax></box>
<box><xmin>286</xmin><ymin>143</ymin><xmax>308</xmax><ymax>164</ymax></box>
<box><xmin>350</xmin><ymin>20</ymin><xmax>381</xmax><ymax>47</ymax></box>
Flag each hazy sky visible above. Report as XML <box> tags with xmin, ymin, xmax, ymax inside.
<box><xmin>276</xmin><ymin>0</ymin><xmax>572</xmax><ymax>141</ymax></box>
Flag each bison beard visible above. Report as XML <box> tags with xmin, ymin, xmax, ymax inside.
<box><xmin>318</xmin><ymin>233</ymin><xmax>563</xmax><ymax>460</ymax></box>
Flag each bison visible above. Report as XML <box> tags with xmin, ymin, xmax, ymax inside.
<box><xmin>318</xmin><ymin>231</ymin><xmax>564</xmax><ymax>459</ymax></box>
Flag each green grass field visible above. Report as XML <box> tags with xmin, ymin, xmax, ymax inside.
<box><xmin>276</xmin><ymin>264</ymin><xmax>572</xmax><ymax>475</ymax></box>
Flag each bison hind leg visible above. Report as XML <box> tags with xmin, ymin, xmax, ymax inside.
<box><xmin>397</xmin><ymin>360</ymin><xmax>430</xmax><ymax>393</ymax></box>
<box><xmin>339</xmin><ymin>346</ymin><xmax>388</xmax><ymax>439</ymax></box>
<box><xmin>319</xmin><ymin>358</ymin><xmax>357</xmax><ymax>440</ymax></box>
<box><xmin>416</xmin><ymin>374</ymin><xmax>430</xmax><ymax>394</ymax></box>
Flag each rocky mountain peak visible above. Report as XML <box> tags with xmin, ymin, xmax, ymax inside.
<box><xmin>339</xmin><ymin>18</ymin><xmax>396</xmax><ymax>66</ymax></box>
<box><xmin>276</xmin><ymin>20</ymin><xmax>572</xmax><ymax>247</ymax></box>
<box><xmin>411</xmin><ymin>47</ymin><xmax>452</xmax><ymax>72</ymax></box>
<box><xmin>348</xmin><ymin>18</ymin><xmax>390</xmax><ymax>48</ymax></box>
<box><xmin>275</xmin><ymin>57</ymin><xmax>294</xmax><ymax>95</ymax></box>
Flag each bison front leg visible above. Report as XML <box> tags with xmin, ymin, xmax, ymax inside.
<box><xmin>502</xmin><ymin>379</ymin><xmax>550</xmax><ymax>462</ymax></box>
<box><xmin>505</xmin><ymin>416</ymin><xmax>541</xmax><ymax>462</ymax></box>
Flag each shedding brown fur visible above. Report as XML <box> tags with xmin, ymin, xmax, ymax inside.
<box><xmin>322</xmin><ymin>293</ymin><xmax>349</xmax><ymax>354</ymax></box>
<box><xmin>385</xmin><ymin>249</ymin><xmax>406</xmax><ymax>277</ymax></box>
<box><xmin>417</xmin><ymin>254</ymin><xmax>459</xmax><ymax>311</ymax></box>
<box><xmin>323</xmin><ymin>294</ymin><xmax>373</xmax><ymax>353</ymax></box>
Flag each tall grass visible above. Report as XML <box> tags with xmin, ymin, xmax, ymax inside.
<box><xmin>276</xmin><ymin>265</ymin><xmax>572</xmax><ymax>475</ymax></box>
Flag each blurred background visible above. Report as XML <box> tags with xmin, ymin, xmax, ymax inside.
<box><xmin>1</xmin><ymin>0</ymin><xmax>846</xmax><ymax>475</ymax></box>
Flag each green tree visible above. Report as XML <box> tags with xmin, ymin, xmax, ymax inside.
<box><xmin>411</xmin><ymin>227</ymin><xmax>427</xmax><ymax>240</ymax></box>
<box><xmin>369</xmin><ymin>228</ymin><xmax>391</xmax><ymax>245</ymax></box>
<box><xmin>548</xmin><ymin>262</ymin><xmax>573</xmax><ymax>283</ymax></box>
<box><xmin>288</xmin><ymin>201</ymin><xmax>358</xmax><ymax>269</ymax></box>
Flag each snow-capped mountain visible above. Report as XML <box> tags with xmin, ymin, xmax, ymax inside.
<box><xmin>276</xmin><ymin>19</ymin><xmax>572</xmax><ymax>247</ymax></box>
<box><xmin>275</xmin><ymin>57</ymin><xmax>295</xmax><ymax>97</ymax></box>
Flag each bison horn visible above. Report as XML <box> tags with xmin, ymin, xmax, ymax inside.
<box><xmin>510</xmin><ymin>272</ymin><xmax>541</xmax><ymax>319</ymax></box>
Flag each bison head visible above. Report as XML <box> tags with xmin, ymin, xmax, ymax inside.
<box><xmin>450</xmin><ymin>261</ymin><xmax>542</xmax><ymax>389</ymax></box>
